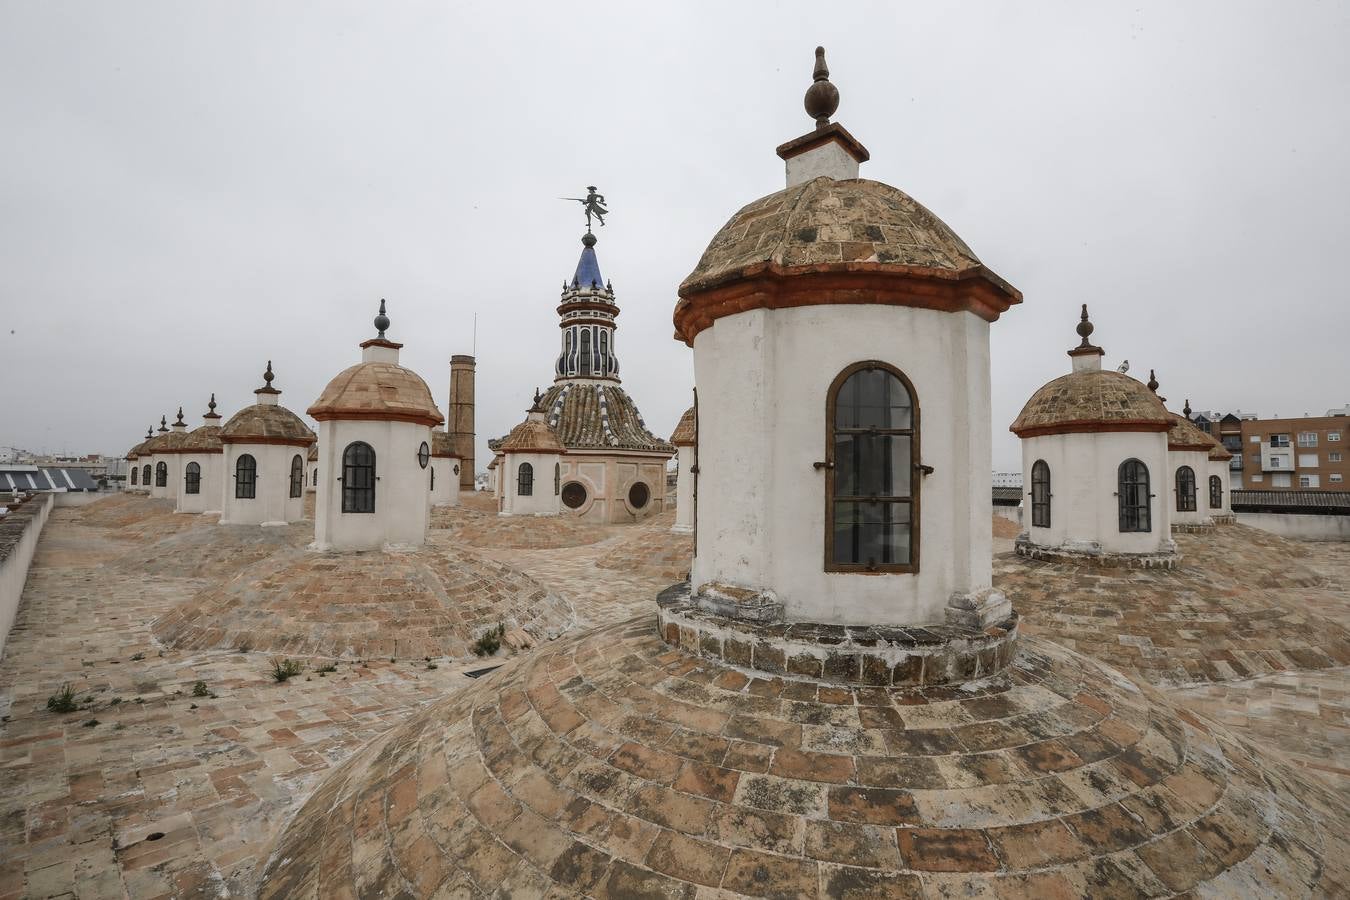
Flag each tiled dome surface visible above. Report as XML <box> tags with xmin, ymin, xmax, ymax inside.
<box><xmin>680</xmin><ymin>177</ymin><xmax>992</xmax><ymax>295</ymax></box>
<box><xmin>670</xmin><ymin>406</ymin><xmax>696</xmax><ymax>446</ymax></box>
<box><xmin>258</xmin><ymin>620</ymin><xmax>1348</xmax><ymax>898</ymax></box>
<box><xmin>309</xmin><ymin>362</ymin><xmax>444</xmax><ymax>426</ymax></box>
<box><xmin>1168</xmin><ymin>413</ymin><xmax>1218</xmax><ymax>452</ymax></box>
<box><xmin>491</xmin><ymin>383</ymin><xmax>674</xmax><ymax>455</ymax></box>
<box><xmin>220</xmin><ymin>404</ymin><xmax>316</xmax><ymax>445</ymax></box>
<box><xmin>178</xmin><ymin>424</ymin><xmax>223</xmax><ymax>452</ymax></box>
<box><xmin>152</xmin><ymin>541</ymin><xmax>574</xmax><ymax>660</ymax></box>
<box><xmin>499</xmin><ymin>418</ymin><xmax>565</xmax><ymax>454</ymax></box>
<box><xmin>1011</xmin><ymin>371</ymin><xmax>1170</xmax><ymax>437</ymax></box>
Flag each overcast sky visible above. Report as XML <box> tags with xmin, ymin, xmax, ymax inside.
<box><xmin>3</xmin><ymin>1</ymin><xmax>1347</xmax><ymax>472</ymax></box>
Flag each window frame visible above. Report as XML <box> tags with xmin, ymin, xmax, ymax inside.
<box><xmin>517</xmin><ymin>461</ymin><xmax>534</xmax><ymax>497</ymax></box>
<box><xmin>289</xmin><ymin>454</ymin><xmax>304</xmax><ymax>498</ymax></box>
<box><xmin>823</xmin><ymin>360</ymin><xmax>920</xmax><ymax>575</ymax></box>
<box><xmin>554</xmin><ymin>462</ymin><xmax>560</xmax><ymax>495</ymax></box>
<box><xmin>1175</xmin><ymin>465</ymin><xmax>1197</xmax><ymax>512</ymax></box>
<box><xmin>341</xmin><ymin>442</ymin><xmax>376</xmax><ymax>513</ymax></box>
<box><xmin>1030</xmin><ymin>459</ymin><xmax>1051</xmax><ymax>528</ymax></box>
<box><xmin>154</xmin><ymin>461</ymin><xmax>167</xmax><ymax>487</ymax></box>
<box><xmin>130</xmin><ymin>466</ymin><xmax>138</xmax><ymax>485</ymax></box>
<box><xmin>1118</xmin><ymin>459</ymin><xmax>1152</xmax><ymax>532</ymax></box>
<box><xmin>235</xmin><ymin>454</ymin><xmax>257</xmax><ymax>500</ymax></box>
<box><xmin>1208</xmin><ymin>474</ymin><xmax>1222</xmax><ymax>510</ymax></box>
<box><xmin>142</xmin><ymin>464</ymin><xmax>151</xmax><ymax>486</ymax></box>
<box><xmin>185</xmin><ymin>461</ymin><xmax>201</xmax><ymax>495</ymax></box>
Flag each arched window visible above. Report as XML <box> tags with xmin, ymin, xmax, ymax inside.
<box><xmin>579</xmin><ymin>330</ymin><xmax>592</xmax><ymax>376</ymax></box>
<box><xmin>184</xmin><ymin>462</ymin><xmax>201</xmax><ymax>495</ymax></box>
<box><xmin>1118</xmin><ymin>459</ymin><xmax>1151</xmax><ymax>532</ymax></box>
<box><xmin>1175</xmin><ymin>465</ymin><xmax>1197</xmax><ymax>512</ymax></box>
<box><xmin>826</xmin><ymin>362</ymin><xmax>918</xmax><ymax>572</ymax></box>
<box><xmin>235</xmin><ymin>454</ymin><xmax>257</xmax><ymax>499</ymax></box>
<box><xmin>155</xmin><ymin>461</ymin><xmax>168</xmax><ymax>487</ymax></box>
<box><xmin>130</xmin><ymin>466</ymin><xmax>138</xmax><ymax>485</ymax></box>
<box><xmin>1209</xmin><ymin>475</ymin><xmax>1223</xmax><ymax>510</ymax></box>
<box><xmin>1030</xmin><ymin>460</ymin><xmax>1051</xmax><ymax>528</ymax></box>
<box><xmin>313</xmin><ymin>468</ymin><xmax>318</xmax><ymax>486</ymax></box>
<box><xmin>142</xmin><ymin>464</ymin><xmax>151</xmax><ymax>486</ymax></box>
<box><xmin>342</xmin><ymin>442</ymin><xmax>375</xmax><ymax>513</ymax></box>
<box><xmin>518</xmin><ymin>462</ymin><xmax>534</xmax><ymax>496</ymax></box>
<box><xmin>289</xmin><ymin>454</ymin><xmax>303</xmax><ymax>498</ymax></box>
<box><xmin>554</xmin><ymin>462</ymin><xmax>560</xmax><ymax>495</ymax></box>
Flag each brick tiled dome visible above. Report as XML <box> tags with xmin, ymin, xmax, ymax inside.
<box><xmin>220</xmin><ymin>405</ymin><xmax>315</xmax><ymax>446</ymax></box>
<box><xmin>1168</xmin><ymin>413</ymin><xmax>1219</xmax><ymax>452</ymax></box>
<box><xmin>1010</xmin><ymin>370</ymin><xmax>1171</xmax><ymax>438</ymax></box>
<box><xmin>258</xmin><ymin>619</ymin><xmax>1349</xmax><ymax>897</ymax></box>
<box><xmin>670</xmin><ymin>406</ymin><xmax>696</xmax><ymax>446</ymax></box>
<box><xmin>490</xmin><ymin>383</ymin><xmax>673</xmax><ymax>455</ymax></box>
<box><xmin>498</xmin><ymin>418</ymin><xmax>565</xmax><ymax>454</ymax></box>
<box><xmin>177</xmin><ymin>425</ymin><xmax>223</xmax><ymax>453</ymax></box>
<box><xmin>675</xmin><ymin>178</ymin><xmax>1021</xmax><ymax>343</ymax></box>
<box><xmin>308</xmin><ymin>362</ymin><xmax>444</xmax><ymax>427</ymax></box>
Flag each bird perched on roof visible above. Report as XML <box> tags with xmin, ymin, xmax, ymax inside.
<box><xmin>1117</xmin><ymin>359</ymin><xmax>1130</xmax><ymax>373</ymax></box>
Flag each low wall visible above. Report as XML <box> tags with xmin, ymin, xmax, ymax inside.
<box><xmin>993</xmin><ymin>504</ymin><xmax>1022</xmax><ymax>527</ymax></box>
<box><xmin>1237</xmin><ymin>512</ymin><xmax>1350</xmax><ymax>542</ymax></box>
<box><xmin>54</xmin><ymin>491</ymin><xmax>105</xmax><ymax>508</ymax></box>
<box><xmin>0</xmin><ymin>493</ymin><xmax>54</xmax><ymax>658</ymax></box>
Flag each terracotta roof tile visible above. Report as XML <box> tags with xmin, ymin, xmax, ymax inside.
<box><xmin>308</xmin><ymin>362</ymin><xmax>444</xmax><ymax>427</ymax></box>
<box><xmin>1011</xmin><ymin>370</ymin><xmax>1170</xmax><ymax>437</ymax></box>
<box><xmin>670</xmin><ymin>406</ymin><xmax>696</xmax><ymax>446</ymax></box>
<box><xmin>490</xmin><ymin>382</ymin><xmax>674</xmax><ymax>455</ymax></box>
<box><xmin>220</xmin><ymin>404</ymin><xmax>315</xmax><ymax>445</ymax></box>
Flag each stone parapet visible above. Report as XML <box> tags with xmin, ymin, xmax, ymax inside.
<box><xmin>1015</xmin><ymin>535</ymin><xmax>1179</xmax><ymax>569</ymax></box>
<box><xmin>1171</xmin><ymin>522</ymin><xmax>1216</xmax><ymax>534</ymax></box>
<box><xmin>656</xmin><ymin>582</ymin><xmax>1018</xmax><ymax>687</ymax></box>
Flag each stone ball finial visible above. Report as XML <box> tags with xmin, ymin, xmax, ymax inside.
<box><xmin>146</xmin><ymin>427</ymin><xmax>153</xmax><ymax>439</ymax></box>
<box><xmin>804</xmin><ymin>46</ymin><xmax>840</xmax><ymax>128</ymax></box>
<box><xmin>159</xmin><ymin>415</ymin><xmax>168</xmax><ymax>432</ymax></box>
<box><xmin>208</xmin><ymin>393</ymin><xmax>217</xmax><ymax>413</ymax></box>
<box><xmin>175</xmin><ymin>407</ymin><xmax>185</xmax><ymax>425</ymax></box>
<box><xmin>264</xmin><ymin>360</ymin><xmax>275</xmax><ymax>386</ymax></box>
<box><xmin>1076</xmin><ymin>304</ymin><xmax>1095</xmax><ymax>346</ymax></box>
<box><xmin>374</xmin><ymin>299</ymin><xmax>390</xmax><ymax>338</ymax></box>
<box><xmin>581</xmin><ymin>232</ymin><xmax>597</xmax><ymax>248</ymax></box>
<box><xmin>1147</xmin><ymin>369</ymin><xmax>1159</xmax><ymax>393</ymax></box>
<box><xmin>1184</xmin><ymin>398</ymin><xmax>1192</xmax><ymax>418</ymax></box>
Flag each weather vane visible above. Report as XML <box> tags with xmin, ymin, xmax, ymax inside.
<box><xmin>562</xmin><ymin>185</ymin><xmax>608</xmax><ymax>233</ymax></box>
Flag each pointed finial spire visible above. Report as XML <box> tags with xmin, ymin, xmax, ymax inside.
<box><xmin>264</xmin><ymin>360</ymin><xmax>274</xmax><ymax>386</ymax></box>
<box><xmin>1075</xmin><ymin>304</ymin><xmax>1095</xmax><ymax>348</ymax></box>
<box><xmin>804</xmin><ymin>46</ymin><xmax>840</xmax><ymax>127</ymax></box>
<box><xmin>158</xmin><ymin>415</ymin><xmax>168</xmax><ymax>432</ymax></box>
<box><xmin>146</xmin><ymin>426</ymin><xmax>153</xmax><ymax>439</ymax></box>
<box><xmin>175</xmin><ymin>407</ymin><xmax>185</xmax><ymax>426</ymax></box>
<box><xmin>530</xmin><ymin>387</ymin><xmax>544</xmax><ymax>412</ymax></box>
<box><xmin>208</xmin><ymin>393</ymin><xmax>217</xmax><ymax>413</ymax></box>
<box><xmin>1183</xmin><ymin>399</ymin><xmax>1192</xmax><ymax>418</ymax></box>
<box><xmin>1147</xmin><ymin>370</ymin><xmax>1159</xmax><ymax>393</ymax></box>
<box><xmin>374</xmin><ymin>298</ymin><xmax>390</xmax><ymax>338</ymax></box>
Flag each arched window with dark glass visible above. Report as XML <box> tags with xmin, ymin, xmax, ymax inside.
<box><xmin>130</xmin><ymin>466</ymin><xmax>138</xmax><ymax>485</ymax></box>
<box><xmin>1118</xmin><ymin>459</ymin><xmax>1151</xmax><ymax>532</ymax></box>
<box><xmin>1030</xmin><ymin>460</ymin><xmax>1051</xmax><ymax>528</ymax></box>
<box><xmin>342</xmin><ymin>442</ymin><xmax>375</xmax><ymax>513</ymax></box>
<box><xmin>579</xmin><ymin>330</ymin><xmax>592</xmax><ymax>376</ymax></box>
<box><xmin>288</xmin><ymin>454</ymin><xmax>302</xmax><ymax>498</ymax></box>
<box><xmin>235</xmin><ymin>454</ymin><xmax>257</xmax><ymax>499</ymax></box>
<box><xmin>155</xmin><ymin>461</ymin><xmax>168</xmax><ymax>487</ymax></box>
<box><xmin>518</xmin><ymin>462</ymin><xmax>534</xmax><ymax>496</ymax></box>
<box><xmin>554</xmin><ymin>462</ymin><xmax>560</xmax><ymax>495</ymax></box>
<box><xmin>826</xmin><ymin>362</ymin><xmax>918</xmax><ymax>572</ymax></box>
<box><xmin>1175</xmin><ymin>465</ymin><xmax>1196</xmax><ymax>512</ymax></box>
<box><xmin>142</xmin><ymin>464</ymin><xmax>151</xmax><ymax>486</ymax></box>
<box><xmin>1209</xmin><ymin>475</ymin><xmax>1223</xmax><ymax>510</ymax></box>
<box><xmin>184</xmin><ymin>462</ymin><xmax>201</xmax><ymax>495</ymax></box>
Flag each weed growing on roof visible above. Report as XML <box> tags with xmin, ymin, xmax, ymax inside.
<box><xmin>46</xmin><ymin>684</ymin><xmax>78</xmax><ymax>714</ymax></box>
<box><xmin>472</xmin><ymin>623</ymin><xmax>506</xmax><ymax>658</ymax></box>
<box><xmin>270</xmin><ymin>658</ymin><xmax>303</xmax><ymax>683</ymax></box>
<box><xmin>191</xmin><ymin>681</ymin><xmax>209</xmax><ymax>698</ymax></box>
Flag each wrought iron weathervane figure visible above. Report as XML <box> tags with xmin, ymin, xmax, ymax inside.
<box><xmin>562</xmin><ymin>185</ymin><xmax>608</xmax><ymax>233</ymax></box>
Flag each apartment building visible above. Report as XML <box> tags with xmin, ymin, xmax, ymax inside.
<box><xmin>1237</xmin><ymin>412</ymin><xmax>1348</xmax><ymax>490</ymax></box>
<box><xmin>1191</xmin><ymin>411</ymin><xmax>1253</xmax><ymax>490</ymax></box>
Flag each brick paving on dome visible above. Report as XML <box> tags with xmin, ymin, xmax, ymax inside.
<box><xmin>431</xmin><ymin>505</ymin><xmax>609</xmax><ymax>550</ymax></box>
<box><xmin>2</xmin><ymin>494</ymin><xmax>1349</xmax><ymax>897</ymax></box>
<box><xmin>595</xmin><ymin>510</ymin><xmax>694</xmax><ymax>584</ymax></box>
<box><xmin>257</xmin><ymin>622</ymin><xmax>1349</xmax><ymax>898</ymax></box>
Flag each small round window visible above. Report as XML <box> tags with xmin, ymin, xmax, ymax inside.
<box><xmin>561</xmin><ymin>482</ymin><xmax>587</xmax><ymax>509</ymax></box>
<box><xmin>417</xmin><ymin>441</ymin><xmax>430</xmax><ymax>469</ymax></box>
<box><xmin>627</xmin><ymin>482</ymin><xmax>650</xmax><ymax>509</ymax></box>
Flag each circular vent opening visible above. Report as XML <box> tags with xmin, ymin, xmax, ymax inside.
<box><xmin>561</xmin><ymin>482</ymin><xmax>587</xmax><ymax>509</ymax></box>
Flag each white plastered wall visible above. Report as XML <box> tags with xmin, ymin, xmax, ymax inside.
<box><xmin>172</xmin><ymin>452</ymin><xmax>223</xmax><ymax>514</ymax></box>
<box><xmin>220</xmin><ymin>442</ymin><xmax>308</xmax><ymax>526</ymax></box>
<box><xmin>674</xmin><ymin>444</ymin><xmax>695</xmax><ymax>533</ymax></box>
<box><xmin>500</xmin><ymin>451</ymin><xmax>562</xmax><ymax>516</ymax></box>
<box><xmin>1169</xmin><ymin>449</ymin><xmax>1213</xmax><ymax>526</ymax></box>
<box><xmin>149</xmin><ymin>453</ymin><xmax>177</xmax><ymax>502</ymax></box>
<box><xmin>1020</xmin><ymin>431</ymin><xmax>1172</xmax><ymax>554</ymax></box>
<box><xmin>313</xmin><ymin>419</ymin><xmax>431</xmax><ymax>550</ymax></box>
<box><xmin>305</xmin><ymin>459</ymin><xmax>317</xmax><ymax>493</ymax></box>
<box><xmin>690</xmin><ymin>304</ymin><xmax>992</xmax><ymax>627</ymax></box>
<box><xmin>431</xmin><ymin>455</ymin><xmax>461</xmax><ymax>507</ymax></box>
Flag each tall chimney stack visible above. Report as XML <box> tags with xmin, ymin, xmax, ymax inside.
<box><xmin>448</xmin><ymin>355</ymin><xmax>476</xmax><ymax>489</ymax></box>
